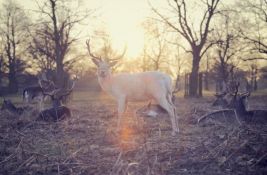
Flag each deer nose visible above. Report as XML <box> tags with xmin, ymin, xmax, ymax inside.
<box><xmin>100</xmin><ymin>71</ymin><xmax>106</xmax><ymax>77</ymax></box>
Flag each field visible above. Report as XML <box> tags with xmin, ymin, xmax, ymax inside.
<box><xmin>0</xmin><ymin>90</ymin><xmax>267</xmax><ymax>175</ymax></box>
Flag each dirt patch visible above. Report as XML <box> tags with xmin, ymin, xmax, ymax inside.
<box><xmin>0</xmin><ymin>93</ymin><xmax>266</xmax><ymax>174</ymax></box>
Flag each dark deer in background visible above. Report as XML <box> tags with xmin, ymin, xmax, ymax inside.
<box><xmin>1</xmin><ymin>98</ymin><xmax>30</xmax><ymax>116</ymax></box>
<box><xmin>199</xmin><ymin>81</ymin><xmax>267</xmax><ymax>124</ymax></box>
<box><xmin>22</xmin><ymin>73</ymin><xmax>56</xmax><ymax>110</ymax></box>
<box><xmin>229</xmin><ymin>89</ymin><xmax>267</xmax><ymax>124</ymax></box>
<box><xmin>212</xmin><ymin>80</ymin><xmax>239</xmax><ymax>108</ymax></box>
<box><xmin>23</xmin><ymin>86</ymin><xmax>43</xmax><ymax>101</ymax></box>
<box><xmin>38</xmin><ymin>78</ymin><xmax>75</xmax><ymax>122</ymax></box>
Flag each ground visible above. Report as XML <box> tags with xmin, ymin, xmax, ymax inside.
<box><xmin>0</xmin><ymin>90</ymin><xmax>267</xmax><ymax>175</ymax></box>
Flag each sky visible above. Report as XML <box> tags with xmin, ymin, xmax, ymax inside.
<box><xmin>88</xmin><ymin>0</ymin><xmax>151</xmax><ymax>57</ymax></box>
<box><xmin>1</xmin><ymin>0</ymin><xmax>264</xmax><ymax>70</ymax></box>
<box><xmin>0</xmin><ymin>0</ymin><xmax>235</xmax><ymax>59</ymax></box>
<box><xmin>0</xmin><ymin>0</ymin><xmax>153</xmax><ymax>58</ymax></box>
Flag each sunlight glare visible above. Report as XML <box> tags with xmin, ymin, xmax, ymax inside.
<box><xmin>99</xmin><ymin>0</ymin><xmax>148</xmax><ymax>58</ymax></box>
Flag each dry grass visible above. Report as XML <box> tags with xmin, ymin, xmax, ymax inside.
<box><xmin>0</xmin><ymin>91</ymin><xmax>267</xmax><ymax>175</ymax></box>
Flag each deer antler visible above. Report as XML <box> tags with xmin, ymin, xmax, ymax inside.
<box><xmin>43</xmin><ymin>89</ymin><xmax>60</xmax><ymax>97</ymax></box>
<box><xmin>240</xmin><ymin>91</ymin><xmax>251</xmax><ymax>97</ymax></box>
<box><xmin>227</xmin><ymin>81</ymin><xmax>240</xmax><ymax>96</ymax></box>
<box><xmin>57</xmin><ymin>80</ymin><xmax>75</xmax><ymax>99</ymax></box>
<box><xmin>233</xmin><ymin>81</ymin><xmax>240</xmax><ymax>96</ymax></box>
<box><xmin>86</xmin><ymin>39</ymin><xmax>101</xmax><ymax>60</ymax></box>
<box><xmin>38</xmin><ymin>74</ymin><xmax>58</xmax><ymax>97</ymax></box>
<box><xmin>112</xmin><ymin>44</ymin><xmax>127</xmax><ymax>61</ymax></box>
<box><xmin>39</xmin><ymin>80</ymin><xmax>58</xmax><ymax>97</ymax></box>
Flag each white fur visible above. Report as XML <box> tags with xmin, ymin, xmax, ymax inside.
<box><xmin>23</xmin><ymin>90</ymin><xmax>44</xmax><ymax>111</ymax></box>
<box><xmin>24</xmin><ymin>91</ymin><xmax>30</xmax><ymax>103</ymax></box>
<box><xmin>93</xmin><ymin>60</ymin><xmax>179</xmax><ymax>135</ymax></box>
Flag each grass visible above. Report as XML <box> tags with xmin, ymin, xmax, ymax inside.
<box><xmin>0</xmin><ymin>89</ymin><xmax>267</xmax><ymax>174</ymax></box>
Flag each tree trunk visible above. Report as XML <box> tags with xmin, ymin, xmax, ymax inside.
<box><xmin>50</xmin><ymin>0</ymin><xmax>62</xmax><ymax>88</ymax></box>
<box><xmin>204</xmin><ymin>57</ymin><xmax>209</xmax><ymax>90</ymax></box>
<box><xmin>6</xmin><ymin>38</ymin><xmax>18</xmax><ymax>93</ymax></box>
<box><xmin>204</xmin><ymin>72</ymin><xmax>209</xmax><ymax>90</ymax></box>
<box><xmin>189</xmin><ymin>51</ymin><xmax>200</xmax><ymax>97</ymax></box>
<box><xmin>198</xmin><ymin>73</ymin><xmax>203</xmax><ymax>97</ymax></box>
<box><xmin>175</xmin><ymin>74</ymin><xmax>180</xmax><ymax>90</ymax></box>
<box><xmin>254</xmin><ymin>68</ymin><xmax>257</xmax><ymax>91</ymax></box>
<box><xmin>8</xmin><ymin>63</ymin><xmax>18</xmax><ymax>93</ymax></box>
<box><xmin>0</xmin><ymin>57</ymin><xmax>3</xmax><ymax>86</ymax></box>
<box><xmin>184</xmin><ymin>73</ymin><xmax>189</xmax><ymax>97</ymax></box>
<box><xmin>56</xmin><ymin>60</ymin><xmax>65</xmax><ymax>88</ymax></box>
<box><xmin>254</xmin><ymin>78</ymin><xmax>257</xmax><ymax>91</ymax></box>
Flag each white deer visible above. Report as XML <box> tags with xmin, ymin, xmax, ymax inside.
<box><xmin>86</xmin><ymin>40</ymin><xmax>179</xmax><ymax>135</ymax></box>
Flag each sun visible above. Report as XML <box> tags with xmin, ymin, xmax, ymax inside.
<box><xmin>108</xmin><ymin>24</ymin><xmax>145</xmax><ymax>58</ymax></box>
<box><xmin>90</xmin><ymin>0</ymin><xmax>149</xmax><ymax>58</ymax></box>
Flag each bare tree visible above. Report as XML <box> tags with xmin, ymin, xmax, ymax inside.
<box><xmin>239</xmin><ymin>0</ymin><xmax>267</xmax><ymax>61</ymax></box>
<box><xmin>172</xmin><ymin>46</ymin><xmax>188</xmax><ymax>91</ymax></box>
<box><xmin>0</xmin><ymin>1</ymin><xmax>29</xmax><ymax>92</ymax></box>
<box><xmin>95</xmin><ymin>32</ymin><xmax>127</xmax><ymax>72</ymax></box>
<box><xmin>139</xmin><ymin>44</ymin><xmax>151</xmax><ymax>72</ymax></box>
<box><xmin>28</xmin><ymin>23</ymin><xmax>55</xmax><ymax>71</ymax></box>
<box><xmin>32</xmin><ymin>0</ymin><xmax>89</xmax><ymax>88</ymax></box>
<box><xmin>151</xmin><ymin>0</ymin><xmax>221</xmax><ymax>97</ymax></box>
<box><xmin>203</xmin><ymin>54</ymin><xmax>211</xmax><ymax>90</ymax></box>
<box><xmin>0</xmin><ymin>53</ymin><xmax>4</xmax><ymax>86</ymax></box>
<box><xmin>147</xmin><ymin>33</ymin><xmax>169</xmax><ymax>71</ymax></box>
<box><xmin>249</xmin><ymin>62</ymin><xmax>258</xmax><ymax>91</ymax></box>
<box><xmin>0</xmin><ymin>41</ymin><xmax>4</xmax><ymax>86</ymax></box>
<box><xmin>260</xmin><ymin>65</ymin><xmax>267</xmax><ymax>80</ymax></box>
<box><xmin>212</xmin><ymin>14</ymin><xmax>244</xmax><ymax>89</ymax></box>
<box><xmin>142</xmin><ymin>19</ymin><xmax>170</xmax><ymax>71</ymax></box>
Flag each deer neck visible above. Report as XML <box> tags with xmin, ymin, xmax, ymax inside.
<box><xmin>98</xmin><ymin>74</ymin><xmax>113</xmax><ymax>92</ymax></box>
<box><xmin>52</xmin><ymin>99</ymin><xmax>62</xmax><ymax>108</ymax></box>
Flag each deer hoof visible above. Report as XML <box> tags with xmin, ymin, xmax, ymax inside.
<box><xmin>171</xmin><ymin>130</ymin><xmax>179</xmax><ymax>136</ymax></box>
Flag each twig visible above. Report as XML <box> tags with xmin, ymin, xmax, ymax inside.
<box><xmin>24</xmin><ymin>150</ymin><xmax>49</xmax><ymax>158</ymax></box>
<box><xmin>62</xmin><ymin>147</ymin><xmax>83</xmax><ymax>163</ymax></box>
<box><xmin>233</xmin><ymin>110</ymin><xmax>242</xmax><ymax>125</ymax></box>
<box><xmin>16</xmin><ymin>138</ymin><xmax>23</xmax><ymax>150</ymax></box>
<box><xmin>21</xmin><ymin>121</ymin><xmax>36</xmax><ymax>131</ymax></box>
<box><xmin>198</xmin><ymin>109</ymin><xmax>234</xmax><ymax>123</ymax></box>
<box><xmin>0</xmin><ymin>153</ymin><xmax>16</xmax><ymax>164</ymax></box>
<box><xmin>202</xmin><ymin>139</ymin><xmax>228</xmax><ymax>159</ymax></box>
<box><xmin>12</xmin><ymin>156</ymin><xmax>35</xmax><ymax>174</ymax></box>
<box><xmin>15</xmin><ymin>130</ymin><xmax>26</xmax><ymax>137</ymax></box>
<box><xmin>251</xmin><ymin>153</ymin><xmax>267</xmax><ymax>167</ymax></box>
<box><xmin>57</xmin><ymin>164</ymin><xmax>60</xmax><ymax>175</ymax></box>
<box><xmin>110</xmin><ymin>151</ymin><xmax>123</xmax><ymax>174</ymax></box>
<box><xmin>219</xmin><ymin>140</ymin><xmax>249</xmax><ymax>166</ymax></box>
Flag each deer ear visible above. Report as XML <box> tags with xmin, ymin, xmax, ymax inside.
<box><xmin>241</xmin><ymin>92</ymin><xmax>250</xmax><ymax>98</ymax></box>
<box><xmin>91</xmin><ymin>58</ymin><xmax>100</xmax><ymax>66</ymax></box>
<box><xmin>109</xmin><ymin>60</ymin><xmax>118</xmax><ymax>67</ymax></box>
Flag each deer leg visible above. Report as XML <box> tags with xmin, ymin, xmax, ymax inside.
<box><xmin>117</xmin><ymin>97</ymin><xmax>127</xmax><ymax>130</ymax></box>
<box><xmin>167</xmin><ymin>93</ymin><xmax>179</xmax><ymax>133</ymax></box>
<box><xmin>40</xmin><ymin>101</ymin><xmax>44</xmax><ymax>111</ymax></box>
<box><xmin>37</xmin><ymin>98</ymin><xmax>43</xmax><ymax>112</ymax></box>
<box><xmin>158</xmin><ymin>97</ymin><xmax>178</xmax><ymax>136</ymax></box>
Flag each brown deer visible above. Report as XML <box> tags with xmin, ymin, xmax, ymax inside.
<box><xmin>1</xmin><ymin>98</ymin><xmax>31</xmax><ymax>116</ymax></box>
<box><xmin>230</xmin><ymin>91</ymin><xmax>267</xmax><ymax>124</ymax></box>
<box><xmin>37</xmin><ymin>78</ymin><xmax>75</xmax><ymax>122</ymax></box>
<box><xmin>199</xmin><ymin>82</ymin><xmax>267</xmax><ymax>124</ymax></box>
<box><xmin>22</xmin><ymin>74</ymin><xmax>57</xmax><ymax>111</ymax></box>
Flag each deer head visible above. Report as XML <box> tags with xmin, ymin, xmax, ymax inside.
<box><xmin>1</xmin><ymin>99</ymin><xmax>12</xmax><ymax>111</ymax></box>
<box><xmin>227</xmin><ymin>80</ymin><xmax>251</xmax><ymax>110</ymax></box>
<box><xmin>237</xmin><ymin>91</ymin><xmax>251</xmax><ymax>111</ymax></box>
<box><xmin>86</xmin><ymin>39</ymin><xmax>119</xmax><ymax>78</ymax></box>
<box><xmin>227</xmin><ymin>81</ymin><xmax>240</xmax><ymax>97</ymax></box>
<box><xmin>39</xmin><ymin>75</ymin><xmax>75</xmax><ymax>107</ymax></box>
